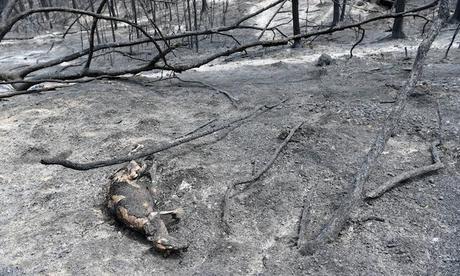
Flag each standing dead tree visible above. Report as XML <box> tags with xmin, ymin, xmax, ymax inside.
<box><xmin>0</xmin><ymin>1</ymin><xmax>439</xmax><ymax>93</ymax></box>
<box><xmin>292</xmin><ymin>0</ymin><xmax>301</xmax><ymax>47</ymax></box>
<box><xmin>451</xmin><ymin>0</ymin><xmax>460</xmax><ymax>22</ymax></box>
<box><xmin>392</xmin><ymin>0</ymin><xmax>406</xmax><ymax>39</ymax></box>
<box><xmin>332</xmin><ymin>0</ymin><xmax>340</xmax><ymax>26</ymax></box>
<box><xmin>340</xmin><ymin>0</ymin><xmax>347</xmax><ymax>21</ymax></box>
<box><xmin>0</xmin><ymin>0</ymin><xmax>288</xmax><ymax>89</ymax></box>
<box><xmin>297</xmin><ymin>0</ymin><xmax>449</xmax><ymax>255</ymax></box>
<box><xmin>83</xmin><ymin>0</ymin><xmax>108</xmax><ymax>71</ymax></box>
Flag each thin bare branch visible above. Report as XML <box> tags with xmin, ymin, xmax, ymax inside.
<box><xmin>172</xmin><ymin>74</ymin><xmax>239</xmax><ymax>107</ymax></box>
<box><xmin>40</xmin><ymin>99</ymin><xmax>287</xmax><ymax>170</ymax></box>
<box><xmin>222</xmin><ymin>121</ymin><xmax>303</xmax><ymax>234</ymax></box>
<box><xmin>365</xmin><ymin>142</ymin><xmax>444</xmax><ymax>200</ymax></box>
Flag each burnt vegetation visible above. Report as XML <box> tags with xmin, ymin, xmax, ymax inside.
<box><xmin>0</xmin><ymin>0</ymin><xmax>459</xmax><ymax>274</ymax></box>
<box><xmin>0</xmin><ymin>0</ymin><xmax>453</xmax><ymax>93</ymax></box>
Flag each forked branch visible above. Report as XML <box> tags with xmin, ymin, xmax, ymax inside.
<box><xmin>297</xmin><ymin>0</ymin><xmax>448</xmax><ymax>255</ymax></box>
<box><xmin>41</xmin><ymin>99</ymin><xmax>287</xmax><ymax>170</ymax></box>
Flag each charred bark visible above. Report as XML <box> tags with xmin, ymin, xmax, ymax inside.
<box><xmin>332</xmin><ymin>0</ymin><xmax>340</xmax><ymax>26</ymax></box>
<box><xmin>292</xmin><ymin>0</ymin><xmax>301</xmax><ymax>47</ymax></box>
<box><xmin>340</xmin><ymin>0</ymin><xmax>347</xmax><ymax>21</ymax></box>
<box><xmin>298</xmin><ymin>0</ymin><xmax>448</xmax><ymax>255</ymax></box>
<box><xmin>391</xmin><ymin>0</ymin><xmax>406</xmax><ymax>39</ymax></box>
<box><xmin>451</xmin><ymin>0</ymin><xmax>460</xmax><ymax>22</ymax></box>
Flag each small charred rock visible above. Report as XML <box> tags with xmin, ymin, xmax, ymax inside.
<box><xmin>316</xmin><ymin>54</ymin><xmax>334</xmax><ymax>67</ymax></box>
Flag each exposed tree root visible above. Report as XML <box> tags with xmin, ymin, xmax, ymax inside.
<box><xmin>221</xmin><ymin>121</ymin><xmax>304</xmax><ymax>234</ymax></box>
<box><xmin>175</xmin><ymin>118</ymin><xmax>218</xmax><ymax>139</ymax></box>
<box><xmin>40</xmin><ymin>99</ymin><xmax>287</xmax><ymax>170</ymax></box>
<box><xmin>365</xmin><ymin>142</ymin><xmax>444</xmax><ymax>200</ymax></box>
<box><xmin>234</xmin><ymin>122</ymin><xmax>304</xmax><ymax>189</ymax></box>
<box><xmin>297</xmin><ymin>2</ymin><xmax>447</xmax><ymax>255</ymax></box>
<box><xmin>366</xmin><ymin>92</ymin><xmax>445</xmax><ymax>200</ymax></box>
<box><xmin>172</xmin><ymin>74</ymin><xmax>239</xmax><ymax>107</ymax></box>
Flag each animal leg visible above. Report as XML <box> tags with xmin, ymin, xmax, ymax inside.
<box><xmin>159</xmin><ymin>207</ymin><xmax>184</xmax><ymax>222</ymax></box>
<box><xmin>145</xmin><ymin>212</ymin><xmax>188</xmax><ymax>253</ymax></box>
<box><xmin>144</xmin><ymin>212</ymin><xmax>168</xmax><ymax>238</ymax></box>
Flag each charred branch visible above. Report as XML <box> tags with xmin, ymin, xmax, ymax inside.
<box><xmin>221</xmin><ymin>121</ymin><xmax>303</xmax><ymax>234</ymax></box>
<box><xmin>297</xmin><ymin>0</ymin><xmax>448</xmax><ymax>255</ymax></box>
<box><xmin>0</xmin><ymin>1</ymin><xmax>439</xmax><ymax>92</ymax></box>
<box><xmin>365</xmin><ymin>142</ymin><xmax>444</xmax><ymax>200</ymax></box>
<box><xmin>40</xmin><ymin>99</ymin><xmax>287</xmax><ymax>170</ymax></box>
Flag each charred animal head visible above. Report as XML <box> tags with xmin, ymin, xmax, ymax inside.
<box><xmin>110</xmin><ymin>157</ymin><xmax>153</xmax><ymax>183</ymax></box>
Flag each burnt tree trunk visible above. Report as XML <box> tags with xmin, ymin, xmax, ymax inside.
<box><xmin>200</xmin><ymin>0</ymin><xmax>208</xmax><ymax>27</ymax></box>
<box><xmin>292</xmin><ymin>0</ymin><xmax>301</xmax><ymax>47</ymax></box>
<box><xmin>186</xmin><ymin>0</ymin><xmax>193</xmax><ymax>47</ymax></box>
<box><xmin>332</xmin><ymin>0</ymin><xmax>340</xmax><ymax>26</ymax></box>
<box><xmin>193</xmin><ymin>0</ymin><xmax>198</xmax><ymax>51</ymax></box>
<box><xmin>451</xmin><ymin>0</ymin><xmax>460</xmax><ymax>22</ymax></box>
<box><xmin>108</xmin><ymin>0</ymin><xmax>117</xmax><ymax>29</ymax></box>
<box><xmin>201</xmin><ymin>0</ymin><xmax>208</xmax><ymax>15</ymax></box>
<box><xmin>340</xmin><ymin>0</ymin><xmax>347</xmax><ymax>21</ymax></box>
<box><xmin>39</xmin><ymin>0</ymin><xmax>49</xmax><ymax>21</ymax></box>
<box><xmin>0</xmin><ymin>0</ymin><xmax>6</xmax><ymax>11</ymax></box>
<box><xmin>130</xmin><ymin>0</ymin><xmax>139</xmax><ymax>38</ymax></box>
<box><xmin>298</xmin><ymin>0</ymin><xmax>449</xmax><ymax>255</ymax></box>
<box><xmin>0</xmin><ymin>0</ymin><xmax>17</xmax><ymax>24</ymax></box>
<box><xmin>391</xmin><ymin>0</ymin><xmax>406</xmax><ymax>39</ymax></box>
<box><xmin>16</xmin><ymin>0</ymin><xmax>24</xmax><ymax>12</ymax></box>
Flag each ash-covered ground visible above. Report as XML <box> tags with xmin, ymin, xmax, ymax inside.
<box><xmin>0</xmin><ymin>0</ymin><xmax>459</xmax><ymax>275</ymax></box>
